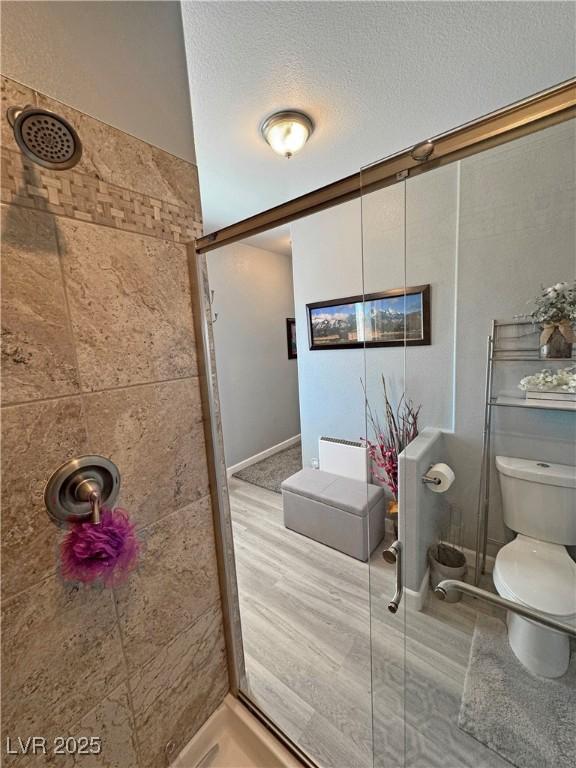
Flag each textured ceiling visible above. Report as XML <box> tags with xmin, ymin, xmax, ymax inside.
<box><xmin>182</xmin><ymin>1</ymin><xmax>575</xmax><ymax>254</ymax></box>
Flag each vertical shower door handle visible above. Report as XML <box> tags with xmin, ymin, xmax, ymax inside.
<box><xmin>382</xmin><ymin>540</ymin><xmax>402</xmax><ymax>614</ymax></box>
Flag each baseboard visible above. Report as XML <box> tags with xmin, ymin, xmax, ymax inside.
<box><xmin>227</xmin><ymin>435</ymin><xmax>301</xmax><ymax>479</ymax></box>
<box><xmin>404</xmin><ymin>566</ymin><xmax>429</xmax><ymax>612</ymax></box>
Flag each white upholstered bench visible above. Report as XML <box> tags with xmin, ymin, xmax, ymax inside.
<box><xmin>281</xmin><ymin>468</ymin><xmax>387</xmax><ymax>561</ymax></box>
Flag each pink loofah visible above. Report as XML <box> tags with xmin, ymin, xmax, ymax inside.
<box><xmin>61</xmin><ymin>507</ymin><xmax>139</xmax><ymax>587</ymax></box>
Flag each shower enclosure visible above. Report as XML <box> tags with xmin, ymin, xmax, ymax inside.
<box><xmin>361</xmin><ymin>109</ymin><xmax>576</xmax><ymax>768</ymax></box>
<box><xmin>193</xmin><ymin>81</ymin><xmax>576</xmax><ymax>768</ymax></box>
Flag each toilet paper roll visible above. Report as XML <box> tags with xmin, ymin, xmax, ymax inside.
<box><xmin>425</xmin><ymin>463</ymin><xmax>455</xmax><ymax>493</ymax></box>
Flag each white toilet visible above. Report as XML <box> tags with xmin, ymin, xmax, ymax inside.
<box><xmin>494</xmin><ymin>456</ymin><xmax>576</xmax><ymax>678</ymax></box>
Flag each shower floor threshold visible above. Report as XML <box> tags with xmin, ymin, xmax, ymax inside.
<box><xmin>173</xmin><ymin>695</ymin><xmax>301</xmax><ymax>768</ymax></box>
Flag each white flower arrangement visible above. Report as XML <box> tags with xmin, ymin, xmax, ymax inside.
<box><xmin>518</xmin><ymin>366</ymin><xmax>576</xmax><ymax>393</ymax></box>
<box><xmin>521</xmin><ymin>281</ymin><xmax>576</xmax><ymax>324</ymax></box>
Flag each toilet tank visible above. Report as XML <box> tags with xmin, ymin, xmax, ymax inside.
<box><xmin>495</xmin><ymin>457</ymin><xmax>576</xmax><ymax>545</ymax></box>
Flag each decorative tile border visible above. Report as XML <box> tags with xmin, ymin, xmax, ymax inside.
<box><xmin>1</xmin><ymin>147</ymin><xmax>202</xmax><ymax>244</ymax></box>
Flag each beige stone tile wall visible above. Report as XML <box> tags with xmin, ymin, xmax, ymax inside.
<box><xmin>0</xmin><ymin>79</ymin><xmax>202</xmax><ymax>244</ymax></box>
<box><xmin>1</xmin><ymin>75</ymin><xmax>228</xmax><ymax>767</ymax></box>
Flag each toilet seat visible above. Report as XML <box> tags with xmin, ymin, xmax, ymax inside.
<box><xmin>494</xmin><ymin>535</ymin><xmax>576</xmax><ymax>622</ymax></box>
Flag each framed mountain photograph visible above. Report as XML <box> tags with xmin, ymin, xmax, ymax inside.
<box><xmin>307</xmin><ymin>284</ymin><xmax>430</xmax><ymax>350</ymax></box>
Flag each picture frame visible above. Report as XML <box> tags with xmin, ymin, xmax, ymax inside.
<box><xmin>286</xmin><ymin>318</ymin><xmax>297</xmax><ymax>359</ymax></box>
<box><xmin>306</xmin><ymin>284</ymin><xmax>431</xmax><ymax>350</ymax></box>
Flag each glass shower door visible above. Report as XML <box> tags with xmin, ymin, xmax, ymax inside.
<box><xmin>363</xmin><ymin>117</ymin><xmax>576</xmax><ymax>768</ymax></box>
<box><xmin>360</xmin><ymin>172</ymin><xmax>408</xmax><ymax>768</ymax></box>
<box><xmin>216</xmin><ymin>213</ymin><xmax>378</xmax><ymax>768</ymax></box>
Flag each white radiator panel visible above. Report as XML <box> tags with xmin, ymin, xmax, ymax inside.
<box><xmin>318</xmin><ymin>437</ymin><xmax>368</xmax><ymax>482</ymax></box>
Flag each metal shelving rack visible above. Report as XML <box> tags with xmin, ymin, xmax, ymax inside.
<box><xmin>474</xmin><ymin>319</ymin><xmax>576</xmax><ymax>585</ymax></box>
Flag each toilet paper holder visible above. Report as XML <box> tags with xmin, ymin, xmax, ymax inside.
<box><xmin>422</xmin><ymin>471</ymin><xmax>442</xmax><ymax>486</ymax></box>
<box><xmin>421</xmin><ymin>463</ymin><xmax>455</xmax><ymax>493</ymax></box>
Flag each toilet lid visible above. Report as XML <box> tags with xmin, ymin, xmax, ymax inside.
<box><xmin>494</xmin><ymin>535</ymin><xmax>576</xmax><ymax>618</ymax></box>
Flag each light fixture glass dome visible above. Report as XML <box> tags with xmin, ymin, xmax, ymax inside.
<box><xmin>260</xmin><ymin>110</ymin><xmax>314</xmax><ymax>158</ymax></box>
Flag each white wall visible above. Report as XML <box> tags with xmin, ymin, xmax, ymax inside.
<box><xmin>207</xmin><ymin>243</ymin><xmax>300</xmax><ymax>468</ymax></box>
<box><xmin>399</xmin><ymin>429</ymin><xmax>446</xmax><ymax>593</ymax></box>
<box><xmin>292</xmin><ymin>163</ymin><xmax>459</xmax><ymax>469</ymax></box>
<box><xmin>291</xmin><ymin>119</ymin><xmax>575</xmax><ymax>550</ymax></box>
<box><xmin>0</xmin><ymin>1</ymin><xmax>195</xmax><ymax>161</ymax></box>
<box><xmin>291</xmin><ymin>201</ymin><xmax>365</xmax><ymax>469</ymax></box>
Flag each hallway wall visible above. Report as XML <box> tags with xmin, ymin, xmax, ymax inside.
<box><xmin>207</xmin><ymin>242</ymin><xmax>300</xmax><ymax>468</ymax></box>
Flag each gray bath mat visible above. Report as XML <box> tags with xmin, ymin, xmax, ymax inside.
<box><xmin>233</xmin><ymin>443</ymin><xmax>302</xmax><ymax>493</ymax></box>
<box><xmin>459</xmin><ymin>613</ymin><xmax>576</xmax><ymax>768</ymax></box>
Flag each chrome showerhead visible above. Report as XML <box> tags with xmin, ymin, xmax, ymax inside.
<box><xmin>6</xmin><ymin>105</ymin><xmax>82</xmax><ymax>170</ymax></box>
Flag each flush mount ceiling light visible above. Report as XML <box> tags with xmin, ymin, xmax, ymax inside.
<box><xmin>260</xmin><ymin>110</ymin><xmax>314</xmax><ymax>158</ymax></box>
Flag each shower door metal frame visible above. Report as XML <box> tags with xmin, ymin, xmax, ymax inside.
<box><xmin>186</xmin><ymin>248</ymin><xmax>246</xmax><ymax>698</ymax></box>
<box><xmin>187</xmin><ymin>78</ymin><xmax>576</xmax><ymax>767</ymax></box>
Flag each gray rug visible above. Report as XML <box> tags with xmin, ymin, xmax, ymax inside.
<box><xmin>233</xmin><ymin>443</ymin><xmax>302</xmax><ymax>493</ymax></box>
<box><xmin>459</xmin><ymin>613</ymin><xmax>576</xmax><ymax>768</ymax></box>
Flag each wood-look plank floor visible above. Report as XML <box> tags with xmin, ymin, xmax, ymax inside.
<box><xmin>229</xmin><ymin>477</ymin><xmax>512</xmax><ymax>768</ymax></box>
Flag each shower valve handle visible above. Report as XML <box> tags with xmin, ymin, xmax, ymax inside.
<box><xmin>74</xmin><ymin>478</ymin><xmax>103</xmax><ymax>525</ymax></box>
